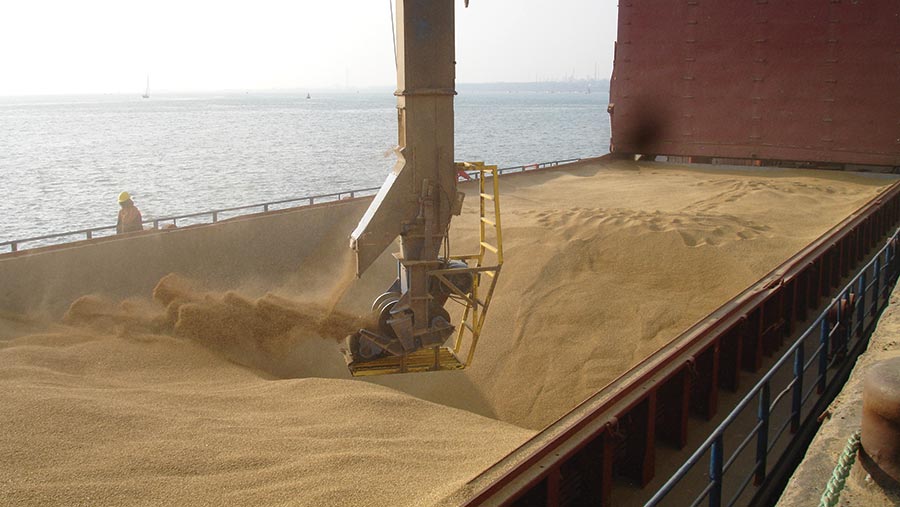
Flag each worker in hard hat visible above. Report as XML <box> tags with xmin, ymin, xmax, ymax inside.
<box><xmin>116</xmin><ymin>191</ymin><xmax>144</xmax><ymax>234</ymax></box>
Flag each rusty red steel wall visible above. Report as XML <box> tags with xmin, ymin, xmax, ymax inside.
<box><xmin>462</xmin><ymin>180</ymin><xmax>900</xmax><ymax>506</ymax></box>
<box><xmin>609</xmin><ymin>0</ymin><xmax>900</xmax><ymax>167</ymax></box>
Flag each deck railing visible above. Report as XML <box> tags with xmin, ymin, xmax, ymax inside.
<box><xmin>645</xmin><ymin>229</ymin><xmax>899</xmax><ymax>507</ymax></box>
<box><xmin>0</xmin><ymin>158</ymin><xmax>580</xmax><ymax>254</ymax></box>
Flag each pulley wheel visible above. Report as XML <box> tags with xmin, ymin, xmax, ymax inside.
<box><xmin>372</xmin><ymin>291</ymin><xmax>401</xmax><ymax>337</ymax></box>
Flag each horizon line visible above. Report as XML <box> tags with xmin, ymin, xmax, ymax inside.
<box><xmin>0</xmin><ymin>79</ymin><xmax>611</xmax><ymax>98</ymax></box>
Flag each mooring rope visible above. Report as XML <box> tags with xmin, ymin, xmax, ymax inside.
<box><xmin>819</xmin><ymin>429</ymin><xmax>861</xmax><ymax>507</ymax></box>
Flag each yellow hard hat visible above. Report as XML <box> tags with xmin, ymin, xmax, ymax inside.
<box><xmin>118</xmin><ymin>191</ymin><xmax>132</xmax><ymax>203</ymax></box>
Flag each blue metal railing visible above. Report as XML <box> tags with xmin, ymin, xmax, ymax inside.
<box><xmin>0</xmin><ymin>158</ymin><xmax>581</xmax><ymax>254</ymax></box>
<box><xmin>646</xmin><ymin>228</ymin><xmax>899</xmax><ymax>507</ymax></box>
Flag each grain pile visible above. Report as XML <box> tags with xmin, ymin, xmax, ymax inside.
<box><xmin>0</xmin><ymin>160</ymin><xmax>894</xmax><ymax>506</ymax></box>
<box><xmin>364</xmin><ymin>162</ymin><xmax>896</xmax><ymax>429</ymax></box>
<box><xmin>1</xmin><ymin>280</ymin><xmax>532</xmax><ymax>507</ymax></box>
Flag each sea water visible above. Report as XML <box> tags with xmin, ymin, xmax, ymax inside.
<box><xmin>0</xmin><ymin>91</ymin><xmax>609</xmax><ymax>243</ymax></box>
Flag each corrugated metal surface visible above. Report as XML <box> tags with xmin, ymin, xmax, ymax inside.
<box><xmin>609</xmin><ymin>0</ymin><xmax>900</xmax><ymax>167</ymax></box>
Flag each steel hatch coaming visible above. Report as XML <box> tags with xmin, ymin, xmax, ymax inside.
<box><xmin>610</xmin><ymin>0</ymin><xmax>900</xmax><ymax>166</ymax></box>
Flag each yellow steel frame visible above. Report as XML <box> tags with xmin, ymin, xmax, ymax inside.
<box><xmin>347</xmin><ymin>162</ymin><xmax>503</xmax><ymax>376</ymax></box>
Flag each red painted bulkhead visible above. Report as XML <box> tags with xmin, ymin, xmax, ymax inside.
<box><xmin>609</xmin><ymin>0</ymin><xmax>900</xmax><ymax>167</ymax></box>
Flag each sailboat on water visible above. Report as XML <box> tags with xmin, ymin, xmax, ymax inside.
<box><xmin>142</xmin><ymin>75</ymin><xmax>150</xmax><ymax>99</ymax></box>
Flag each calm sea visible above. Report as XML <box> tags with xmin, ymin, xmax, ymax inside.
<box><xmin>0</xmin><ymin>91</ymin><xmax>609</xmax><ymax>244</ymax></box>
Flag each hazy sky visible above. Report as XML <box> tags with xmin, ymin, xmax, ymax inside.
<box><xmin>0</xmin><ymin>0</ymin><xmax>618</xmax><ymax>96</ymax></box>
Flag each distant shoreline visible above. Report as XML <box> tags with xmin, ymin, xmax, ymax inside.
<box><xmin>0</xmin><ymin>80</ymin><xmax>611</xmax><ymax>99</ymax></box>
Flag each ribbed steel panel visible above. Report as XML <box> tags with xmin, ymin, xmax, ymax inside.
<box><xmin>609</xmin><ymin>0</ymin><xmax>900</xmax><ymax>167</ymax></box>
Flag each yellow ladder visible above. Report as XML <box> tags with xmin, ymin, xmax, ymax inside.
<box><xmin>450</xmin><ymin>162</ymin><xmax>503</xmax><ymax>366</ymax></box>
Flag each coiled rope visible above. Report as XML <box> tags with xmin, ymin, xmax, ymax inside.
<box><xmin>819</xmin><ymin>429</ymin><xmax>861</xmax><ymax>507</ymax></box>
